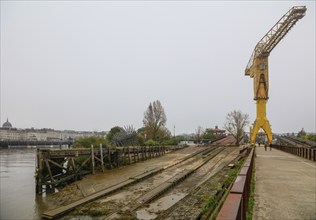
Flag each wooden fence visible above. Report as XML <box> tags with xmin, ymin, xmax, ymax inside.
<box><xmin>36</xmin><ymin>145</ymin><xmax>170</xmax><ymax>194</ymax></box>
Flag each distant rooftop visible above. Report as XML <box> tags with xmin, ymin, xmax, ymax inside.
<box><xmin>2</xmin><ymin>118</ymin><xmax>12</xmax><ymax>128</ymax></box>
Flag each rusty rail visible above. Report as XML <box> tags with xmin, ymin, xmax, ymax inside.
<box><xmin>271</xmin><ymin>144</ymin><xmax>316</xmax><ymax>161</ymax></box>
<box><xmin>216</xmin><ymin>148</ymin><xmax>255</xmax><ymax>220</ymax></box>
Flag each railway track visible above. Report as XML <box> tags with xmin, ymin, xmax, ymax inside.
<box><xmin>284</xmin><ymin>136</ymin><xmax>315</xmax><ymax>148</ymax></box>
<box><xmin>212</xmin><ymin>135</ymin><xmax>237</xmax><ymax>145</ymax></box>
<box><xmin>133</xmin><ymin>147</ymin><xmax>239</xmax><ymax>220</ymax></box>
<box><xmin>43</xmin><ymin>145</ymin><xmax>216</xmax><ymax>219</ymax></box>
<box><xmin>102</xmin><ymin>147</ymin><xmax>225</xmax><ymax>219</ymax></box>
<box><xmin>43</xmin><ymin>144</ymin><xmax>241</xmax><ymax>220</ymax></box>
<box><xmin>61</xmin><ymin>146</ymin><xmax>240</xmax><ymax>220</ymax></box>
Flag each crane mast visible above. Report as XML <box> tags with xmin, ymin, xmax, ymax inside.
<box><xmin>245</xmin><ymin>6</ymin><xmax>306</xmax><ymax>145</ymax></box>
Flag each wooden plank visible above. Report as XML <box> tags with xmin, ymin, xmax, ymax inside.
<box><xmin>45</xmin><ymin>160</ymin><xmax>55</xmax><ymax>182</ymax></box>
<box><xmin>42</xmin><ymin>167</ymin><xmax>164</xmax><ymax>219</ymax></box>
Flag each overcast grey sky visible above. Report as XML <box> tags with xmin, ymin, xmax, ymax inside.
<box><xmin>1</xmin><ymin>1</ymin><xmax>315</xmax><ymax>134</ymax></box>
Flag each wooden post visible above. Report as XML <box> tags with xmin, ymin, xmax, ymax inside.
<box><xmin>100</xmin><ymin>144</ymin><xmax>105</xmax><ymax>172</ymax></box>
<box><xmin>71</xmin><ymin>158</ymin><xmax>77</xmax><ymax>177</ymax></box>
<box><xmin>36</xmin><ymin>149</ymin><xmax>43</xmax><ymax>195</ymax></box>
<box><xmin>45</xmin><ymin>160</ymin><xmax>55</xmax><ymax>182</ymax></box>
<box><xmin>128</xmin><ymin>147</ymin><xmax>131</xmax><ymax>164</ymax></box>
<box><xmin>116</xmin><ymin>147</ymin><xmax>119</xmax><ymax>167</ymax></box>
<box><xmin>132</xmin><ymin>147</ymin><xmax>135</xmax><ymax>163</ymax></box>
<box><xmin>145</xmin><ymin>146</ymin><xmax>148</xmax><ymax>159</ymax></box>
<box><xmin>91</xmin><ymin>145</ymin><xmax>95</xmax><ymax>174</ymax></box>
<box><xmin>108</xmin><ymin>146</ymin><xmax>111</xmax><ymax>166</ymax></box>
<box><xmin>122</xmin><ymin>148</ymin><xmax>125</xmax><ymax>165</ymax></box>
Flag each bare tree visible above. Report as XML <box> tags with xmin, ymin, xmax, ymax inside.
<box><xmin>143</xmin><ymin>100</ymin><xmax>167</xmax><ymax>141</ymax></box>
<box><xmin>112</xmin><ymin>125</ymin><xmax>138</xmax><ymax>146</ymax></box>
<box><xmin>224</xmin><ymin>110</ymin><xmax>250</xmax><ymax>145</ymax></box>
<box><xmin>195</xmin><ymin>126</ymin><xmax>204</xmax><ymax>142</ymax></box>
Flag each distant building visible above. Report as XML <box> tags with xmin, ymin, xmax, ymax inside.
<box><xmin>211</xmin><ymin>126</ymin><xmax>226</xmax><ymax>136</ymax></box>
<box><xmin>0</xmin><ymin>119</ymin><xmax>108</xmax><ymax>141</ymax></box>
<box><xmin>2</xmin><ymin>118</ymin><xmax>12</xmax><ymax>129</ymax></box>
<box><xmin>179</xmin><ymin>141</ymin><xmax>195</xmax><ymax>146</ymax></box>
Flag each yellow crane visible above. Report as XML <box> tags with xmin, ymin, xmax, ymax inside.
<box><xmin>245</xmin><ymin>6</ymin><xmax>306</xmax><ymax>145</ymax></box>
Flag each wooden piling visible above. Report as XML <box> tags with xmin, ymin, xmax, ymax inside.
<box><xmin>100</xmin><ymin>144</ymin><xmax>105</xmax><ymax>172</ymax></box>
<box><xmin>108</xmin><ymin>146</ymin><xmax>111</xmax><ymax>167</ymax></box>
<box><xmin>35</xmin><ymin>144</ymin><xmax>170</xmax><ymax>195</ymax></box>
<box><xmin>137</xmin><ymin>148</ymin><xmax>140</xmax><ymax>162</ymax></box>
<box><xmin>91</xmin><ymin>145</ymin><xmax>95</xmax><ymax>174</ymax></box>
<box><xmin>36</xmin><ymin>149</ymin><xmax>43</xmax><ymax>195</ymax></box>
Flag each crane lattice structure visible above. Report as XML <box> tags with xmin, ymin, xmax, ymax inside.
<box><xmin>245</xmin><ymin>6</ymin><xmax>306</xmax><ymax>145</ymax></box>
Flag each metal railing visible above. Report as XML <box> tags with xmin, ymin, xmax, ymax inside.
<box><xmin>217</xmin><ymin>148</ymin><xmax>255</xmax><ymax>220</ymax></box>
<box><xmin>271</xmin><ymin>144</ymin><xmax>316</xmax><ymax>161</ymax></box>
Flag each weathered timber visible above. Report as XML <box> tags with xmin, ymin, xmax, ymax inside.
<box><xmin>35</xmin><ymin>146</ymin><xmax>169</xmax><ymax>194</ymax></box>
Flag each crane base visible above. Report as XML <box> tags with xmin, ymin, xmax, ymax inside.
<box><xmin>250</xmin><ymin>100</ymin><xmax>273</xmax><ymax>145</ymax></box>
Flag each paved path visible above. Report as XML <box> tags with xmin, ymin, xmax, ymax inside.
<box><xmin>253</xmin><ymin>146</ymin><xmax>316</xmax><ymax>220</ymax></box>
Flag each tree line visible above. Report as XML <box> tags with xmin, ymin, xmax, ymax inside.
<box><xmin>74</xmin><ymin>100</ymin><xmax>250</xmax><ymax>148</ymax></box>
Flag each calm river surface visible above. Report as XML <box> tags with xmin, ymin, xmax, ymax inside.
<box><xmin>0</xmin><ymin>148</ymin><xmax>52</xmax><ymax>220</ymax></box>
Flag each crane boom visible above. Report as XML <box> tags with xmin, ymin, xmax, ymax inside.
<box><xmin>245</xmin><ymin>6</ymin><xmax>306</xmax><ymax>76</ymax></box>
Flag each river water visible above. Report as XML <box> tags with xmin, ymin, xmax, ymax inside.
<box><xmin>0</xmin><ymin>148</ymin><xmax>52</xmax><ymax>220</ymax></box>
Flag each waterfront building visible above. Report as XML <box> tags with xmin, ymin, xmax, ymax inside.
<box><xmin>0</xmin><ymin>119</ymin><xmax>108</xmax><ymax>141</ymax></box>
<box><xmin>2</xmin><ymin>118</ymin><xmax>13</xmax><ymax>129</ymax></box>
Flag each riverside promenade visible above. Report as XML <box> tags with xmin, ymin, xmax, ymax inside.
<box><xmin>254</xmin><ymin>146</ymin><xmax>316</xmax><ymax>220</ymax></box>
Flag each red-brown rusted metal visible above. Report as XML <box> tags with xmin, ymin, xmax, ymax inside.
<box><xmin>217</xmin><ymin>193</ymin><xmax>243</xmax><ymax>220</ymax></box>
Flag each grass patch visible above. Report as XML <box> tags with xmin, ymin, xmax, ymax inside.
<box><xmin>246</xmin><ymin>155</ymin><xmax>255</xmax><ymax>220</ymax></box>
<box><xmin>201</xmin><ymin>156</ymin><xmax>246</xmax><ymax>217</ymax></box>
<box><xmin>72</xmin><ymin>201</ymin><xmax>111</xmax><ymax>216</ymax></box>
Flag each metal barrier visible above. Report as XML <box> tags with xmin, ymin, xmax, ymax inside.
<box><xmin>271</xmin><ymin>144</ymin><xmax>316</xmax><ymax>162</ymax></box>
<box><xmin>217</xmin><ymin>148</ymin><xmax>255</xmax><ymax>220</ymax></box>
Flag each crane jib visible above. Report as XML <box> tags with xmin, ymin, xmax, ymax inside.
<box><xmin>245</xmin><ymin>6</ymin><xmax>306</xmax><ymax>76</ymax></box>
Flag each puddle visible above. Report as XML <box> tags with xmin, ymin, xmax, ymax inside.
<box><xmin>136</xmin><ymin>192</ymin><xmax>187</xmax><ymax>219</ymax></box>
<box><xmin>136</xmin><ymin>209</ymin><xmax>157</xmax><ymax>220</ymax></box>
<box><xmin>99</xmin><ymin>190</ymin><xmax>134</xmax><ymax>203</ymax></box>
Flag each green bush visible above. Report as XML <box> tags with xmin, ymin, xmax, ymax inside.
<box><xmin>161</xmin><ymin>137</ymin><xmax>180</xmax><ymax>146</ymax></box>
<box><xmin>73</xmin><ymin>136</ymin><xmax>109</xmax><ymax>148</ymax></box>
<box><xmin>305</xmin><ymin>134</ymin><xmax>316</xmax><ymax>141</ymax></box>
<box><xmin>144</xmin><ymin>139</ymin><xmax>159</xmax><ymax>146</ymax></box>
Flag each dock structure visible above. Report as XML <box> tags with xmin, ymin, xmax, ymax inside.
<box><xmin>253</xmin><ymin>146</ymin><xmax>316</xmax><ymax>219</ymax></box>
<box><xmin>36</xmin><ymin>145</ymin><xmax>169</xmax><ymax>194</ymax></box>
